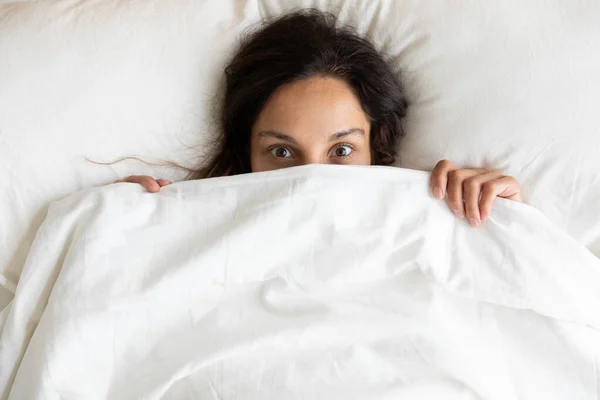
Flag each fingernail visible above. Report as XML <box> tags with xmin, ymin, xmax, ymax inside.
<box><xmin>469</xmin><ymin>218</ymin><xmax>480</xmax><ymax>228</ymax></box>
<box><xmin>481</xmin><ymin>211</ymin><xmax>488</xmax><ymax>221</ymax></box>
<box><xmin>433</xmin><ymin>187</ymin><xmax>444</xmax><ymax>199</ymax></box>
<box><xmin>453</xmin><ymin>210</ymin><xmax>465</xmax><ymax>219</ymax></box>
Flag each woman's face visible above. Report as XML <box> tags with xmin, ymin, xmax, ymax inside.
<box><xmin>250</xmin><ymin>76</ymin><xmax>372</xmax><ymax>172</ymax></box>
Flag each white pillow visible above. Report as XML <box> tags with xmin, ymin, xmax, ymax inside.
<box><xmin>2</xmin><ymin>0</ymin><xmax>599</xmax><ymax>301</ymax></box>
<box><xmin>393</xmin><ymin>1</ymin><xmax>600</xmax><ymax>257</ymax></box>
<box><xmin>261</xmin><ymin>0</ymin><xmax>600</xmax><ymax>256</ymax></box>
<box><xmin>0</xmin><ymin>0</ymin><xmax>261</xmax><ymax>294</ymax></box>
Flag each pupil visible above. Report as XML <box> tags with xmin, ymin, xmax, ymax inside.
<box><xmin>336</xmin><ymin>147</ymin><xmax>346</xmax><ymax>156</ymax></box>
<box><xmin>276</xmin><ymin>148</ymin><xmax>287</xmax><ymax>157</ymax></box>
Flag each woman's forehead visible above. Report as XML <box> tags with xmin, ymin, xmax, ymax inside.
<box><xmin>252</xmin><ymin>76</ymin><xmax>370</xmax><ymax>139</ymax></box>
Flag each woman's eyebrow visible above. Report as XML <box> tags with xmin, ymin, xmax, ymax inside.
<box><xmin>328</xmin><ymin>128</ymin><xmax>365</xmax><ymax>141</ymax></box>
<box><xmin>258</xmin><ymin>128</ymin><xmax>364</xmax><ymax>143</ymax></box>
<box><xmin>258</xmin><ymin>131</ymin><xmax>298</xmax><ymax>144</ymax></box>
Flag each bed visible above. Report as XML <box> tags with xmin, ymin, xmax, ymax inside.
<box><xmin>1</xmin><ymin>0</ymin><xmax>600</xmax><ymax>398</ymax></box>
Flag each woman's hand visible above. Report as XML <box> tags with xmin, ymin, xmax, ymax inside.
<box><xmin>430</xmin><ymin>160</ymin><xmax>522</xmax><ymax>227</ymax></box>
<box><xmin>114</xmin><ymin>176</ymin><xmax>173</xmax><ymax>193</ymax></box>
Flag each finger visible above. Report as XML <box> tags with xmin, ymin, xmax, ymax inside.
<box><xmin>114</xmin><ymin>179</ymin><xmax>125</xmax><ymax>183</ymax></box>
<box><xmin>479</xmin><ymin>183</ymin><xmax>497</xmax><ymax>222</ymax></box>
<box><xmin>479</xmin><ymin>176</ymin><xmax>521</xmax><ymax>220</ymax></box>
<box><xmin>430</xmin><ymin>160</ymin><xmax>456</xmax><ymax>199</ymax></box>
<box><xmin>495</xmin><ymin>176</ymin><xmax>521</xmax><ymax>201</ymax></box>
<box><xmin>463</xmin><ymin>172</ymin><xmax>502</xmax><ymax>226</ymax></box>
<box><xmin>126</xmin><ymin>175</ymin><xmax>160</xmax><ymax>193</ymax></box>
<box><xmin>156</xmin><ymin>179</ymin><xmax>172</xmax><ymax>187</ymax></box>
<box><xmin>446</xmin><ymin>169</ymin><xmax>481</xmax><ymax>219</ymax></box>
<box><xmin>139</xmin><ymin>176</ymin><xmax>161</xmax><ymax>193</ymax></box>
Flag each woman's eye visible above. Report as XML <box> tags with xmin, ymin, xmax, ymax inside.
<box><xmin>270</xmin><ymin>147</ymin><xmax>293</xmax><ymax>158</ymax></box>
<box><xmin>333</xmin><ymin>145</ymin><xmax>353</xmax><ymax>157</ymax></box>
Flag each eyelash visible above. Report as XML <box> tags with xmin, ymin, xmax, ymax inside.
<box><xmin>268</xmin><ymin>145</ymin><xmax>295</xmax><ymax>159</ymax></box>
<box><xmin>330</xmin><ymin>143</ymin><xmax>355</xmax><ymax>159</ymax></box>
<box><xmin>267</xmin><ymin>143</ymin><xmax>355</xmax><ymax>159</ymax></box>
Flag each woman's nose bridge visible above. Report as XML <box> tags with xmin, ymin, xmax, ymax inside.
<box><xmin>296</xmin><ymin>142</ymin><xmax>329</xmax><ymax>165</ymax></box>
<box><xmin>301</xmin><ymin>152</ymin><xmax>327</xmax><ymax>165</ymax></box>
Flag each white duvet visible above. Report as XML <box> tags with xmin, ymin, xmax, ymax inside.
<box><xmin>1</xmin><ymin>165</ymin><xmax>599</xmax><ymax>399</ymax></box>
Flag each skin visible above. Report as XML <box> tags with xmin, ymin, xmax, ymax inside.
<box><xmin>117</xmin><ymin>76</ymin><xmax>522</xmax><ymax>228</ymax></box>
<box><xmin>250</xmin><ymin>76</ymin><xmax>372</xmax><ymax>171</ymax></box>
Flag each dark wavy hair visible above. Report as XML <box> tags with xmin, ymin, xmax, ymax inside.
<box><xmin>189</xmin><ymin>8</ymin><xmax>407</xmax><ymax>179</ymax></box>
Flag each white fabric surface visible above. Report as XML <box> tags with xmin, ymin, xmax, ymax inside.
<box><xmin>2</xmin><ymin>166</ymin><xmax>599</xmax><ymax>399</ymax></box>
<box><xmin>1</xmin><ymin>0</ymin><xmax>600</xmax><ymax>315</ymax></box>
<box><xmin>0</xmin><ymin>0</ymin><xmax>262</xmax><ymax>295</ymax></box>
<box><xmin>260</xmin><ymin>0</ymin><xmax>600</xmax><ymax>255</ymax></box>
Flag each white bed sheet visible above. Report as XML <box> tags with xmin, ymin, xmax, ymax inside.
<box><xmin>1</xmin><ymin>166</ymin><xmax>599</xmax><ymax>399</ymax></box>
<box><xmin>3</xmin><ymin>0</ymin><xmax>600</xmax><ymax>307</ymax></box>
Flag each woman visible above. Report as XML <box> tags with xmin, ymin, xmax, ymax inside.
<box><xmin>117</xmin><ymin>9</ymin><xmax>521</xmax><ymax>228</ymax></box>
